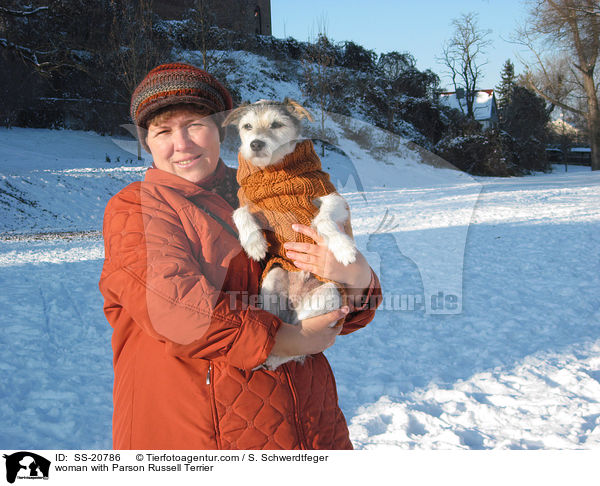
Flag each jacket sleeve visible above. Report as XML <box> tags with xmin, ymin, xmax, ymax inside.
<box><xmin>99</xmin><ymin>186</ymin><xmax>281</xmax><ymax>370</ymax></box>
<box><xmin>340</xmin><ymin>267</ymin><xmax>382</xmax><ymax>335</ymax></box>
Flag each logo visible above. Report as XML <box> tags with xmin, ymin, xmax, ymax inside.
<box><xmin>3</xmin><ymin>452</ymin><xmax>50</xmax><ymax>483</ymax></box>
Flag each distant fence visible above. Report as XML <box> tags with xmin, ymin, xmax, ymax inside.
<box><xmin>546</xmin><ymin>147</ymin><xmax>591</xmax><ymax>165</ymax></box>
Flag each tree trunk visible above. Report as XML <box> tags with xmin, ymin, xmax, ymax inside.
<box><xmin>585</xmin><ymin>76</ymin><xmax>600</xmax><ymax>170</ymax></box>
<box><xmin>586</xmin><ymin>80</ymin><xmax>600</xmax><ymax>170</ymax></box>
<box><xmin>589</xmin><ymin>116</ymin><xmax>600</xmax><ymax>171</ymax></box>
<box><xmin>466</xmin><ymin>89</ymin><xmax>475</xmax><ymax>119</ymax></box>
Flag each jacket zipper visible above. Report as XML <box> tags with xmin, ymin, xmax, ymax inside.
<box><xmin>206</xmin><ymin>361</ymin><xmax>222</xmax><ymax>449</ymax></box>
<box><xmin>282</xmin><ymin>363</ymin><xmax>308</xmax><ymax>449</ymax></box>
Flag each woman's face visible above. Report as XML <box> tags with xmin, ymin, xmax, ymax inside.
<box><xmin>146</xmin><ymin>108</ymin><xmax>220</xmax><ymax>184</ymax></box>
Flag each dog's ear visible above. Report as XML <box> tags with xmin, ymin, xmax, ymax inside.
<box><xmin>222</xmin><ymin>103</ymin><xmax>249</xmax><ymax>127</ymax></box>
<box><xmin>283</xmin><ymin>98</ymin><xmax>314</xmax><ymax>122</ymax></box>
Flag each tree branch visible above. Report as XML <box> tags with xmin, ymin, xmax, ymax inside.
<box><xmin>525</xmin><ymin>75</ymin><xmax>586</xmax><ymax>115</ymax></box>
<box><xmin>0</xmin><ymin>5</ymin><xmax>48</xmax><ymax>17</ymax></box>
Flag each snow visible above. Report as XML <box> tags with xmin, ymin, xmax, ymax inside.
<box><xmin>549</xmin><ymin>117</ymin><xmax>580</xmax><ymax>136</ymax></box>
<box><xmin>0</xmin><ymin>120</ymin><xmax>599</xmax><ymax>451</ymax></box>
<box><xmin>334</xmin><ymin>164</ymin><xmax>600</xmax><ymax>449</ymax></box>
<box><xmin>177</xmin><ymin>49</ymin><xmax>306</xmax><ymax>104</ymax></box>
<box><xmin>0</xmin><ymin>128</ymin><xmax>145</xmax><ymax>234</ymax></box>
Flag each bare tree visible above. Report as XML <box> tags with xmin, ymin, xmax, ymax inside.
<box><xmin>106</xmin><ymin>0</ymin><xmax>168</xmax><ymax>159</ymax></box>
<box><xmin>186</xmin><ymin>0</ymin><xmax>225</xmax><ymax>72</ymax></box>
<box><xmin>376</xmin><ymin>51</ymin><xmax>415</xmax><ymax>130</ymax></box>
<box><xmin>517</xmin><ymin>0</ymin><xmax>600</xmax><ymax>170</ymax></box>
<box><xmin>107</xmin><ymin>1</ymin><xmax>163</xmax><ymax>103</ymax></box>
<box><xmin>438</xmin><ymin>12</ymin><xmax>492</xmax><ymax>119</ymax></box>
<box><xmin>0</xmin><ymin>4</ymin><xmax>48</xmax><ymax>16</ymax></box>
<box><xmin>0</xmin><ymin>1</ymin><xmax>66</xmax><ymax>74</ymax></box>
<box><xmin>301</xmin><ymin>20</ymin><xmax>336</xmax><ymax>156</ymax></box>
<box><xmin>1</xmin><ymin>1</ymin><xmax>130</xmax><ymax>79</ymax></box>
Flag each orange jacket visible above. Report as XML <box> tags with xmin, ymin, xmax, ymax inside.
<box><xmin>99</xmin><ymin>163</ymin><xmax>381</xmax><ymax>449</ymax></box>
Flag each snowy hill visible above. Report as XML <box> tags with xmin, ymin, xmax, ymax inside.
<box><xmin>1</xmin><ymin>115</ymin><xmax>600</xmax><ymax>450</ymax></box>
<box><xmin>0</xmin><ymin>128</ymin><xmax>144</xmax><ymax>235</ymax></box>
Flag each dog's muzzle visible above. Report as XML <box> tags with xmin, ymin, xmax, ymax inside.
<box><xmin>250</xmin><ymin>139</ymin><xmax>266</xmax><ymax>152</ymax></box>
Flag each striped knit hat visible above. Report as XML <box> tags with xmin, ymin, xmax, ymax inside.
<box><xmin>130</xmin><ymin>63</ymin><xmax>233</xmax><ymax>149</ymax></box>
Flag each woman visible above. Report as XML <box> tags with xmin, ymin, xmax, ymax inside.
<box><xmin>99</xmin><ymin>63</ymin><xmax>381</xmax><ymax>449</ymax></box>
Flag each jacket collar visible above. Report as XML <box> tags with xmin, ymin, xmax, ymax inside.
<box><xmin>144</xmin><ymin>158</ymin><xmax>228</xmax><ymax>198</ymax></box>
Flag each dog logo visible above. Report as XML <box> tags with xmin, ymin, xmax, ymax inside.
<box><xmin>3</xmin><ymin>452</ymin><xmax>50</xmax><ymax>483</ymax></box>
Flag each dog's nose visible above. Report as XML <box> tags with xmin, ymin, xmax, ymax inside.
<box><xmin>250</xmin><ymin>139</ymin><xmax>265</xmax><ymax>152</ymax></box>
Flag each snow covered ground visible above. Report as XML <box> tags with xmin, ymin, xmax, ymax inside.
<box><xmin>0</xmin><ymin>127</ymin><xmax>599</xmax><ymax>450</ymax></box>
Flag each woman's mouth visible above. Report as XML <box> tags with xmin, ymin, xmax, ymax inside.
<box><xmin>174</xmin><ymin>156</ymin><xmax>200</xmax><ymax>168</ymax></box>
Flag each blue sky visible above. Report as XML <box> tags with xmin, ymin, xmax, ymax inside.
<box><xmin>271</xmin><ymin>0</ymin><xmax>532</xmax><ymax>90</ymax></box>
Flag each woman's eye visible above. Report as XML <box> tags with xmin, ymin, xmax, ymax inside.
<box><xmin>271</xmin><ymin>121</ymin><xmax>283</xmax><ymax>129</ymax></box>
<box><xmin>242</xmin><ymin>123</ymin><xmax>252</xmax><ymax>130</ymax></box>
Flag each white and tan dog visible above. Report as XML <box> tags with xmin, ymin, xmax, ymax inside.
<box><xmin>223</xmin><ymin>99</ymin><xmax>357</xmax><ymax>369</ymax></box>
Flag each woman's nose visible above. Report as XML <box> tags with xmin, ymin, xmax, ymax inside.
<box><xmin>172</xmin><ymin>127</ymin><xmax>193</xmax><ymax>151</ymax></box>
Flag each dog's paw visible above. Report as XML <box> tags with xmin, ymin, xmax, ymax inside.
<box><xmin>242</xmin><ymin>231</ymin><xmax>268</xmax><ymax>261</ymax></box>
<box><xmin>328</xmin><ymin>234</ymin><xmax>357</xmax><ymax>265</ymax></box>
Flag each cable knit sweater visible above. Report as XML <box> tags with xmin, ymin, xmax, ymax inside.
<box><xmin>236</xmin><ymin>139</ymin><xmax>350</xmax><ymax>287</ymax></box>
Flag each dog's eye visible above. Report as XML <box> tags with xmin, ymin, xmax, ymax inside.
<box><xmin>242</xmin><ymin>123</ymin><xmax>252</xmax><ymax>130</ymax></box>
<box><xmin>271</xmin><ymin>122</ymin><xmax>283</xmax><ymax>129</ymax></box>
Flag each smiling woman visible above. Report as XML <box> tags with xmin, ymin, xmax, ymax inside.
<box><xmin>145</xmin><ymin>106</ymin><xmax>221</xmax><ymax>184</ymax></box>
<box><xmin>98</xmin><ymin>62</ymin><xmax>381</xmax><ymax>450</ymax></box>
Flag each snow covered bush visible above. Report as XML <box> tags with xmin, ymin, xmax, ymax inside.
<box><xmin>435</xmin><ymin>131</ymin><xmax>521</xmax><ymax>176</ymax></box>
<box><xmin>341</xmin><ymin>41</ymin><xmax>377</xmax><ymax>73</ymax></box>
<box><xmin>513</xmin><ymin>135</ymin><xmax>550</xmax><ymax>173</ymax></box>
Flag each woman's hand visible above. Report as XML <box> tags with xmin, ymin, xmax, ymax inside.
<box><xmin>270</xmin><ymin>307</ymin><xmax>348</xmax><ymax>357</ymax></box>
<box><xmin>283</xmin><ymin>223</ymin><xmax>372</xmax><ymax>290</ymax></box>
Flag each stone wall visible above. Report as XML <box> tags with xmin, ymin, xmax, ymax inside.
<box><xmin>153</xmin><ymin>0</ymin><xmax>271</xmax><ymax>35</ymax></box>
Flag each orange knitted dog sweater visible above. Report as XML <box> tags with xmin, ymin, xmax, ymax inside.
<box><xmin>236</xmin><ymin>139</ymin><xmax>349</xmax><ymax>291</ymax></box>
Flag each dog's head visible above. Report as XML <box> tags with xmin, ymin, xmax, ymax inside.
<box><xmin>223</xmin><ymin>98</ymin><xmax>313</xmax><ymax>167</ymax></box>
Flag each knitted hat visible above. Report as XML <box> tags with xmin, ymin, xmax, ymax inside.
<box><xmin>130</xmin><ymin>62</ymin><xmax>233</xmax><ymax>150</ymax></box>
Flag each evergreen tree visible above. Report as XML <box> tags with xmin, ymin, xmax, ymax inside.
<box><xmin>496</xmin><ymin>59</ymin><xmax>516</xmax><ymax>114</ymax></box>
<box><xmin>501</xmin><ymin>85</ymin><xmax>550</xmax><ymax>172</ymax></box>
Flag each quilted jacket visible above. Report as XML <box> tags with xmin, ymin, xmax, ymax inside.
<box><xmin>99</xmin><ymin>161</ymin><xmax>382</xmax><ymax>450</ymax></box>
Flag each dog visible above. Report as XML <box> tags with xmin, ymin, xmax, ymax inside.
<box><xmin>223</xmin><ymin>98</ymin><xmax>357</xmax><ymax>370</ymax></box>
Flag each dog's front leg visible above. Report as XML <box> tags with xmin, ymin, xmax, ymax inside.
<box><xmin>232</xmin><ymin>205</ymin><xmax>268</xmax><ymax>261</ymax></box>
<box><xmin>312</xmin><ymin>193</ymin><xmax>357</xmax><ymax>265</ymax></box>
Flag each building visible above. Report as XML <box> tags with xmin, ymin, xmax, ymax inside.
<box><xmin>439</xmin><ymin>89</ymin><xmax>499</xmax><ymax>130</ymax></box>
<box><xmin>153</xmin><ymin>0</ymin><xmax>271</xmax><ymax>36</ymax></box>
<box><xmin>569</xmin><ymin>147</ymin><xmax>592</xmax><ymax>164</ymax></box>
